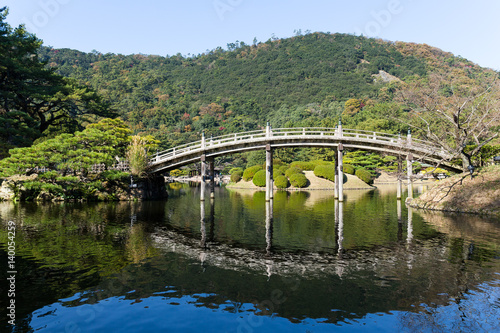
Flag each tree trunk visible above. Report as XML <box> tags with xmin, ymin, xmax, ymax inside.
<box><xmin>460</xmin><ymin>151</ymin><xmax>472</xmax><ymax>172</ymax></box>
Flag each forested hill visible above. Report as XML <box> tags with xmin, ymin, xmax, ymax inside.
<box><xmin>38</xmin><ymin>32</ymin><xmax>483</xmax><ymax>149</ymax></box>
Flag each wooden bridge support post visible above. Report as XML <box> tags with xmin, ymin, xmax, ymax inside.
<box><xmin>265</xmin><ymin>199</ymin><xmax>273</xmax><ymax>255</ymax></box>
<box><xmin>407</xmin><ymin>206</ymin><xmax>413</xmax><ymax>246</ymax></box>
<box><xmin>209</xmin><ymin>157</ymin><xmax>215</xmax><ymax>199</ymax></box>
<box><xmin>337</xmin><ymin>200</ymin><xmax>344</xmax><ymax>258</ymax></box>
<box><xmin>397</xmin><ymin>156</ymin><xmax>402</xmax><ymax>200</ymax></box>
<box><xmin>338</xmin><ymin>144</ymin><xmax>344</xmax><ymax>202</ymax></box>
<box><xmin>334</xmin><ymin>152</ymin><xmax>339</xmax><ymax>199</ymax></box>
<box><xmin>266</xmin><ymin>144</ymin><xmax>273</xmax><ymax>201</ymax></box>
<box><xmin>200</xmin><ymin>155</ymin><xmax>206</xmax><ymax>201</ymax></box>
<box><xmin>407</xmin><ymin>153</ymin><xmax>413</xmax><ymax>199</ymax></box>
<box><xmin>200</xmin><ymin>200</ymin><xmax>206</xmax><ymax>248</ymax></box>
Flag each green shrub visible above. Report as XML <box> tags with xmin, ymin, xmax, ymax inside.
<box><xmin>289</xmin><ymin>173</ymin><xmax>308</xmax><ymax>188</ymax></box>
<box><xmin>313</xmin><ymin>164</ymin><xmax>336</xmax><ymax>182</ymax></box>
<box><xmin>311</xmin><ymin>160</ymin><xmax>332</xmax><ymax>166</ymax></box>
<box><xmin>381</xmin><ymin>165</ymin><xmax>398</xmax><ymax>173</ymax></box>
<box><xmin>39</xmin><ymin>170</ymin><xmax>59</xmax><ymax>180</ymax></box>
<box><xmin>274</xmin><ymin>175</ymin><xmax>289</xmax><ymax>189</ymax></box>
<box><xmin>355</xmin><ymin>168</ymin><xmax>373</xmax><ymax>185</ymax></box>
<box><xmin>273</xmin><ymin>167</ymin><xmax>284</xmax><ymax>179</ymax></box>
<box><xmin>285</xmin><ymin>167</ymin><xmax>302</xmax><ymax>178</ymax></box>
<box><xmin>290</xmin><ymin>161</ymin><xmax>316</xmax><ymax>171</ymax></box>
<box><xmin>252</xmin><ymin>170</ymin><xmax>267</xmax><ymax>187</ymax></box>
<box><xmin>412</xmin><ymin>162</ymin><xmax>423</xmax><ymax>173</ymax></box>
<box><xmin>230</xmin><ymin>170</ymin><xmax>243</xmax><ymax>183</ymax></box>
<box><xmin>243</xmin><ymin>165</ymin><xmax>262</xmax><ymax>181</ymax></box>
<box><xmin>170</xmin><ymin>169</ymin><xmax>183</xmax><ymax>177</ymax></box>
<box><xmin>423</xmin><ymin>167</ymin><xmax>450</xmax><ymax>176</ymax></box>
<box><xmin>23</xmin><ymin>181</ymin><xmax>65</xmax><ymax>199</ymax></box>
<box><xmin>278</xmin><ymin>165</ymin><xmax>289</xmax><ymax>175</ymax></box>
<box><xmin>101</xmin><ymin>170</ymin><xmax>130</xmax><ymax>181</ymax></box>
<box><xmin>273</xmin><ymin>159</ymin><xmax>286</xmax><ymax>168</ymax></box>
<box><xmin>229</xmin><ymin>167</ymin><xmax>243</xmax><ymax>175</ymax></box>
<box><xmin>382</xmin><ymin>156</ymin><xmax>397</xmax><ymax>163</ymax></box>
<box><xmin>56</xmin><ymin>175</ymin><xmax>79</xmax><ymax>183</ymax></box>
<box><xmin>343</xmin><ymin>164</ymin><xmax>355</xmax><ymax>175</ymax></box>
<box><xmin>362</xmin><ymin>165</ymin><xmax>378</xmax><ymax>175</ymax></box>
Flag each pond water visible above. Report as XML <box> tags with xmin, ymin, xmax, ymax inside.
<box><xmin>1</xmin><ymin>184</ymin><xmax>499</xmax><ymax>332</ymax></box>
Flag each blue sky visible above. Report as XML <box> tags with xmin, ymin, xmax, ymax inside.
<box><xmin>3</xmin><ymin>0</ymin><xmax>500</xmax><ymax>70</ymax></box>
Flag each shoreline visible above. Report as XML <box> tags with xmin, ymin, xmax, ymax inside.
<box><xmin>407</xmin><ymin>165</ymin><xmax>500</xmax><ymax>217</ymax></box>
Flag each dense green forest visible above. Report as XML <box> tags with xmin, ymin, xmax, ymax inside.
<box><xmin>35</xmin><ymin>31</ymin><xmax>484</xmax><ymax>151</ymax></box>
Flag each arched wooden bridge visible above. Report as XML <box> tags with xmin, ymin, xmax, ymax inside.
<box><xmin>147</xmin><ymin>125</ymin><xmax>460</xmax><ymax>201</ymax></box>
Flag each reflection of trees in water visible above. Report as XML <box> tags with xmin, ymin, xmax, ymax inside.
<box><xmin>419</xmin><ymin>210</ymin><xmax>500</xmax><ymax>248</ymax></box>
<box><xmin>126</xmin><ymin>224</ymin><xmax>159</xmax><ymax>263</ymax></box>
<box><xmin>0</xmin><ymin>201</ymin><xmax>164</xmax><ymax>274</ymax></box>
<box><xmin>0</xmin><ymin>200</ymin><xmax>168</xmax><ymax>330</ymax></box>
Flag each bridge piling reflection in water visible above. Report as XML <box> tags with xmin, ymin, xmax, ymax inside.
<box><xmin>197</xmin><ymin>193</ymin><xmax>414</xmax><ymax>261</ymax></box>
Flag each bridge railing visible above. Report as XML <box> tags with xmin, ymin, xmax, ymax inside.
<box><xmin>152</xmin><ymin>127</ymin><xmax>445</xmax><ymax>165</ymax></box>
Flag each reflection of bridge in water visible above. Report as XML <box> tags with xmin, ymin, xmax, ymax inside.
<box><xmin>145</xmin><ymin>193</ymin><xmax>500</xmax><ymax>327</ymax></box>
<box><xmin>153</xmin><ymin>198</ymin><xmax>415</xmax><ymax>278</ymax></box>
<box><xmin>148</xmin><ymin>124</ymin><xmax>461</xmax><ymax>202</ymax></box>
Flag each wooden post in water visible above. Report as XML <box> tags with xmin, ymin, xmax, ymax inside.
<box><xmin>266</xmin><ymin>143</ymin><xmax>273</xmax><ymax>201</ymax></box>
<box><xmin>337</xmin><ymin>201</ymin><xmax>344</xmax><ymax>258</ymax></box>
<box><xmin>407</xmin><ymin>206</ymin><xmax>413</xmax><ymax>246</ymax></box>
<box><xmin>209</xmin><ymin>157</ymin><xmax>215</xmax><ymax>199</ymax></box>
<box><xmin>406</xmin><ymin>153</ymin><xmax>413</xmax><ymax>199</ymax></box>
<box><xmin>270</xmin><ymin>148</ymin><xmax>274</xmax><ymax>200</ymax></box>
<box><xmin>200</xmin><ymin>155</ymin><xmax>206</xmax><ymax>201</ymax></box>
<box><xmin>265</xmin><ymin>199</ymin><xmax>273</xmax><ymax>255</ymax></box>
<box><xmin>397</xmin><ymin>199</ymin><xmax>403</xmax><ymax>242</ymax></box>
<box><xmin>397</xmin><ymin>156</ymin><xmax>403</xmax><ymax>200</ymax></box>
<box><xmin>200</xmin><ymin>201</ymin><xmax>206</xmax><ymax>248</ymax></box>
<box><xmin>334</xmin><ymin>152</ymin><xmax>339</xmax><ymax>199</ymax></box>
<box><xmin>338</xmin><ymin>143</ymin><xmax>344</xmax><ymax>202</ymax></box>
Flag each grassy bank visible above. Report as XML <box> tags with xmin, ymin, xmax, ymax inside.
<box><xmin>409</xmin><ymin>165</ymin><xmax>500</xmax><ymax>216</ymax></box>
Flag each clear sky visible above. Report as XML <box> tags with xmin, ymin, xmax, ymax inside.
<box><xmin>3</xmin><ymin>0</ymin><xmax>500</xmax><ymax>70</ymax></box>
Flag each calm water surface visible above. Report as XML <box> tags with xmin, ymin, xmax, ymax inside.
<box><xmin>1</xmin><ymin>184</ymin><xmax>499</xmax><ymax>332</ymax></box>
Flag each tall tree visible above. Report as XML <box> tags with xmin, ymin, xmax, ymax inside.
<box><xmin>393</xmin><ymin>72</ymin><xmax>500</xmax><ymax>171</ymax></box>
<box><xmin>0</xmin><ymin>7</ymin><xmax>112</xmax><ymax>156</ymax></box>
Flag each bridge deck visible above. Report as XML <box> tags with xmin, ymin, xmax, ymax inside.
<box><xmin>148</xmin><ymin>127</ymin><xmax>458</xmax><ymax>173</ymax></box>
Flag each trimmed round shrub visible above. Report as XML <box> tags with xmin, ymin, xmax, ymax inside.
<box><xmin>290</xmin><ymin>161</ymin><xmax>316</xmax><ymax>171</ymax></box>
<box><xmin>229</xmin><ymin>167</ymin><xmax>243</xmax><ymax>175</ymax></box>
<box><xmin>274</xmin><ymin>175</ymin><xmax>289</xmax><ymax>189</ymax></box>
<box><xmin>343</xmin><ymin>164</ymin><xmax>355</xmax><ymax>175</ymax></box>
<box><xmin>311</xmin><ymin>160</ymin><xmax>332</xmax><ymax>166</ymax></box>
<box><xmin>313</xmin><ymin>164</ymin><xmax>336</xmax><ymax>182</ymax></box>
<box><xmin>355</xmin><ymin>168</ymin><xmax>373</xmax><ymax>185</ymax></box>
<box><xmin>252</xmin><ymin>170</ymin><xmax>267</xmax><ymax>187</ymax></box>
<box><xmin>285</xmin><ymin>167</ymin><xmax>302</xmax><ymax>178</ymax></box>
<box><xmin>243</xmin><ymin>165</ymin><xmax>262</xmax><ymax>181</ymax></box>
<box><xmin>230</xmin><ymin>170</ymin><xmax>243</xmax><ymax>183</ymax></box>
<box><xmin>278</xmin><ymin>165</ymin><xmax>289</xmax><ymax>175</ymax></box>
<box><xmin>273</xmin><ymin>168</ymin><xmax>284</xmax><ymax>179</ymax></box>
<box><xmin>289</xmin><ymin>173</ymin><xmax>308</xmax><ymax>188</ymax></box>
<box><xmin>273</xmin><ymin>158</ymin><xmax>285</xmax><ymax>167</ymax></box>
